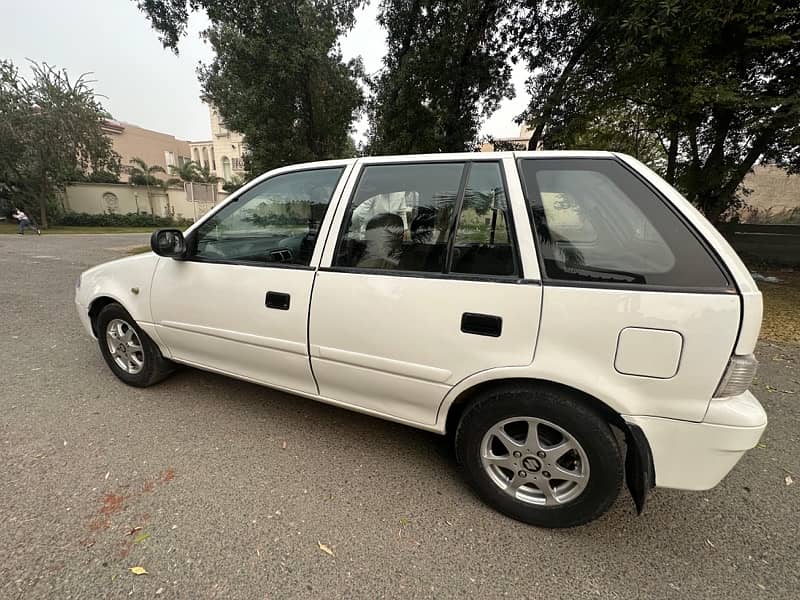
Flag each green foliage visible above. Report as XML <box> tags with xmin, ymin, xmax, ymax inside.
<box><xmin>195</xmin><ymin>163</ymin><xmax>221</xmax><ymax>184</ymax></box>
<box><xmin>166</xmin><ymin>160</ymin><xmax>201</xmax><ymax>185</ymax></box>
<box><xmin>69</xmin><ymin>169</ymin><xmax>122</xmax><ymax>184</ymax></box>
<box><xmin>368</xmin><ymin>0</ymin><xmax>514</xmax><ymax>154</ymax></box>
<box><xmin>56</xmin><ymin>211</ymin><xmax>192</xmax><ymax>227</ymax></box>
<box><xmin>222</xmin><ymin>174</ymin><xmax>245</xmax><ymax>193</ymax></box>
<box><xmin>127</xmin><ymin>157</ymin><xmax>166</xmax><ymax>189</ymax></box>
<box><xmin>136</xmin><ymin>0</ymin><xmax>364</xmax><ymax>174</ymax></box>
<box><xmin>164</xmin><ymin>160</ymin><xmax>221</xmax><ymax>186</ymax></box>
<box><xmin>512</xmin><ymin>0</ymin><xmax>800</xmax><ymax>223</ymax></box>
<box><xmin>0</xmin><ymin>60</ymin><xmax>121</xmax><ymax>227</ymax></box>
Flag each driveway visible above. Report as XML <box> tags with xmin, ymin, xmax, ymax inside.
<box><xmin>1</xmin><ymin>233</ymin><xmax>798</xmax><ymax>599</ymax></box>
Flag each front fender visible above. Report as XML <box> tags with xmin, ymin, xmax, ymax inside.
<box><xmin>77</xmin><ymin>253</ymin><xmax>160</xmax><ymax>324</ymax></box>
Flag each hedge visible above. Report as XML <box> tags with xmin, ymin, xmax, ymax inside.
<box><xmin>55</xmin><ymin>212</ymin><xmax>193</xmax><ymax>228</ymax></box>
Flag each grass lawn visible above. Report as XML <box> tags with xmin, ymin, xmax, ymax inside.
<box><xmin>0</xmin><ymin>223</ymin><xmax>156</xmax><ymax>235</ymax></box>
<box><xmin>126</xmin><ymin>246</ymin><xmax>152</xmax><ymax>255</ymax></box>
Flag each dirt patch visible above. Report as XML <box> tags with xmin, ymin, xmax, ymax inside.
<box><xmin>99</xmin><ymin>493</ymin><xmax>125</xmax><ymax>516</ymax></box>
<box><xmin>758</xmin><ymin>270</ymin><xmax>800</xmax><ymax>344</ymax></box>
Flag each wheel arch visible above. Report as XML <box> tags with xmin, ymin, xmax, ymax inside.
<box><xmin>442</xmin><ymin>377</ymin><xmax>627</xmax><ymax>438</ymax></box>
<box><xmin>88</xmin><ymin>295</ymin><xmax>127</xmax><ymax>337</ymax></box>
<box><xmin>441</xmin><ymin>375</ymin><xmax>654</xmax><ymax>514</ymax></box>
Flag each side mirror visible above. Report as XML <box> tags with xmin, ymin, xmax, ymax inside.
<box><xmin>150</xmin><ymin>229</ymin><xmax>187</xmax><ymax>259</ymax></box>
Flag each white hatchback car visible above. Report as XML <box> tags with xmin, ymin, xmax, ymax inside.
<box><xmin>76</xmin><ymin>152</ymin><xmax>766</xmax><ymax>527</ymax></box>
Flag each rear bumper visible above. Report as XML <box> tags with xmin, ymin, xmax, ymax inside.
<box><xmin>624</xmin><ymin>391</ymin><xmax>767</xmax><ymax>490</ymax></box>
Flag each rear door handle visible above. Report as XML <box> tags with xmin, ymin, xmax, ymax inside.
<box><xmin>265</xmin><ymin>291</ymin><xmax>290</xmax><ymax>310</ymax></box>
<box><xmin>461</xmin><ymin>312</ymin><xmax>502</xmax><ymax>337</ymax></box>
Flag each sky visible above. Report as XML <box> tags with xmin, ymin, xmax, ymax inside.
<box><xmin>1</xmin><ymin>0</ymin><xmax>530</xmax><ymax>143</ymax></box>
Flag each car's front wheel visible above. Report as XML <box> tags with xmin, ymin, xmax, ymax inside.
<box><xmin>455</xmin><ymin>383</ymin><xmax>623</xmax><ymax>528</ymax></box>
<box><xmin>95</xmin><ymin>303</ymin><xmax>174</xmax><ymax>387</ymax></box>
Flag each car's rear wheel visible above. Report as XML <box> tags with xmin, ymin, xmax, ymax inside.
<box><xmin>455</xmin><ymin>382</ymin><xmax>623</xmax><ymax>528</ymax></box>
<box><xmin>95</xmin><ymin>303</ymin><xmax>174</xmax><ymax>387</ymax></box>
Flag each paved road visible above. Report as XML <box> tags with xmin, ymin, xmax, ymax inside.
<box><xmin>1</xmin><ymin>234</ymin><xmax>798</xmax><ymax>599</ymax></box>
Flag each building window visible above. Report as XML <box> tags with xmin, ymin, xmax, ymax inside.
<box><xmin>164</xmin><ymin>151</ymin><xmax>176</xmax><ymax>167</ymax></box>
<box><xmin>232</xmin><ymin>157</ymin><xmax>244</xmax><ymax>171</ymax></box>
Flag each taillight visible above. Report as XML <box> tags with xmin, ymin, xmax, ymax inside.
<box><xmin>713</xmin><ymin>354</ymin><xmax>758</xmax><ymax>398</ymax></box>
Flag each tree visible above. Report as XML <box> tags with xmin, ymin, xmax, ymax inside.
<box><xmin>0</xmin><ymin>60</ymin><xmax>121</xmax><ymax>227</ymax></box>
<box><xmin>195</xmin><ymin>163</ymin><xmax>221</xmax><ymax>184</ymax></box>
<box><xmin>513</xmin><ymin>0</ymin><xmax>800</xmax><ymax>223</ymax></box>
<box><xmin>222</xmin><ymin>174</ymin><xmax>245</xmax><ymax>193</ymax></box>
<box><xmin>367</xmin><ymin>0</ymin><xmax>514</xmax><ymax>154</ymax></box>
<box><xmin>135</xmin><ymin>0</ymin><xmax>364</xmax><ymax>174</ymax></box>
<box><xmin>166</xmin><ymin>160</ymin><xmax>221</xmax><ymax>190</ymax></box>
<box><xmin>166</xmin><ymin>160</ymin><xmax>201</xmax><ymax>186</ymax></box>
<box><xmin>128</xmin><ymin>157</ymin><xmax>166</xmax><ymax>215</ymax></box>
<box><xmin>127</xmin><ymin>157</ymin><xmax>166</xmax><ymax>187</ymax></box>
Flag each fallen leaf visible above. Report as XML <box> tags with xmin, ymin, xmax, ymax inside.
<box><xmin>133</xmin><ymin>532</ymin><xmax>151</xmax><ymax>544</ymax></box>
<box><xmin>318</xmin><ymin>541</ymin><xmax>335</xmax><ymax>557</ymax></box>
<box><xmin>156</xmin><ymin>588</ymin><xmax>164</xmax><ymax>595</ymax></box>
<box><xmin>129</xmin><ymin>566</ymin><xmax>148</xmax><ymax>575</ymax></box>
<box><xmin>705</xmin><ymin>539</ymin><xmax>715</xmax><ymax>548</ymax></box>
<box><xmin>126</xmin><ymin>527</ymin><xmax>142</xmax><ymax>536</ymax></box>
<box><xmin>786</xmin><ymin>475</ymin><xmax>794</xmax><ymax>486</ymax></box>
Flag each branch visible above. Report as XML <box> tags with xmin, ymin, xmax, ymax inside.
<box><xmin>527</xmin><ymin>21</ymin><xmax>602</xmax><ymax>150</ymax></box>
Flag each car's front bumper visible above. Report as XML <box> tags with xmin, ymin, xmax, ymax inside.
<box><xmin>75</xmin><ymin>298</ymin><xmax>95</xmax><ymax>339</ymax></box>
<box><xmin>624</xmin><ymin>391</ymin><xmax>767</xmax><ymax>490</ymax></box>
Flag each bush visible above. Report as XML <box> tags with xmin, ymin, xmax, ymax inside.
<box><xmin>55</xmin><ymin>212</ymin><xmax>192</xmax><ymax>228</ymax></box>
<box><xmin>739</xmin><ymin>206</ymin><xmax>800</xmax><ymax>225</ymax></box>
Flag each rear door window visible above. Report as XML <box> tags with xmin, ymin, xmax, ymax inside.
<box><xmin>333</xmin><ymin>162</ymin><xmax>519</xmax><ymax>278</ymax></box>
<box><xmin>518</xmin><ymin>158</ymin><xmax>731</xmax><ymax>289</ymax></box>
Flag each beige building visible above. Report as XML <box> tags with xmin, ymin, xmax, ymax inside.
<box><xmin>742</xmin><ymin>165</ymin><xmax>800</xmax><ymax>214</ymax></box>
<box><xmin>189</xmin><ymin>106</ymin><xmax>246</xmax><ymax>183</ymax></box>
<box><xmin>479</xmin><ymin>125</ymin><xmax>534</xmax><ymax>152</ymax></box>
<box><xmin>102</xmin><ymin>119</ymin><xmax>192</xmax><ymax>181</ymax></box>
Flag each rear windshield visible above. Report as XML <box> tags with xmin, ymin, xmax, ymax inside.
<box><xmin>518</xmin><ymin>158</ymin><xmax>731</xmax><ymax>290</ymax></box>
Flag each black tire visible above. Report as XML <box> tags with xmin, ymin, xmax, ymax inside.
<box><xmin>95</xmin><ymin>303</ymin><xmax>175</xmax><ymax>387</ymax></box>
<box><xmin>455</xmin><ymin>382</ymin><xmax>623</xmax><ymax>528</ymax></box>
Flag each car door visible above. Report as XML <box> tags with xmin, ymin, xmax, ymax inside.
<box><xmin>150</xmin><ymin>162</ymin><xmax>352</xmax><ymax>395</ymax></box>
<box><xmin>309</xmin><ymin>157</ymin><xmax>543</xmax><ymax>427</ymax></box>
<box><xmin>516</xmin><ymin>155</ymin><xmax>741</xmax><ymax>422</ymax></box>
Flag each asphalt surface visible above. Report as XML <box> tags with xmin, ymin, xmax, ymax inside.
<box><xmin>1</xmin><ymin>233</ymin><xmax>798</xmax><ymax>599</ymax></box>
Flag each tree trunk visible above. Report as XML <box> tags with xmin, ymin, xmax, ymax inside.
<box><xmin>442</xmin><ymin>1</ymin><xmax>499</xmax><ymax>151</ymax></box>
<box><xmin>39</xmin><ymin>197</ymin><xmax>48</xmax><ymax>229</ymax></box>
<box><xmin>665</xmin><ymin>123</ymin><xmax>679</xmax><ymax>184</ymax></box>
<box><xmin>527</xmin><ymin>22</ymin><xmax>602</xmax><ymax>151</ymax></box>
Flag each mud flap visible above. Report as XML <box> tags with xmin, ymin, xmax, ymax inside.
<box><xmin>625</xmin><ymin>423</ymin><xmax>655</xmax><ymax>514</ymax></box>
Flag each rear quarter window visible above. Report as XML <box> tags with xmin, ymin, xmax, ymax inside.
<box><xmin>518</xmin><ymin>158</ymin><xmax>731</xmax><ymax>290</ymax></box>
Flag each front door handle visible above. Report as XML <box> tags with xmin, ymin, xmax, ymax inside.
<box><xmin>461</xmin><ymin>312</ymin><xmax>502</xmax><ymax>337</ymax></box>
<box><xmin>265</xmin><ymin>291</ymin><xmax>290</xmax><ymax>310</ymax></box>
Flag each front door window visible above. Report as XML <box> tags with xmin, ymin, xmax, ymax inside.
<box><xmin>192</xmin><ymin>167</ymin><xmax>344</xmax><ymax>266</ymax></box>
